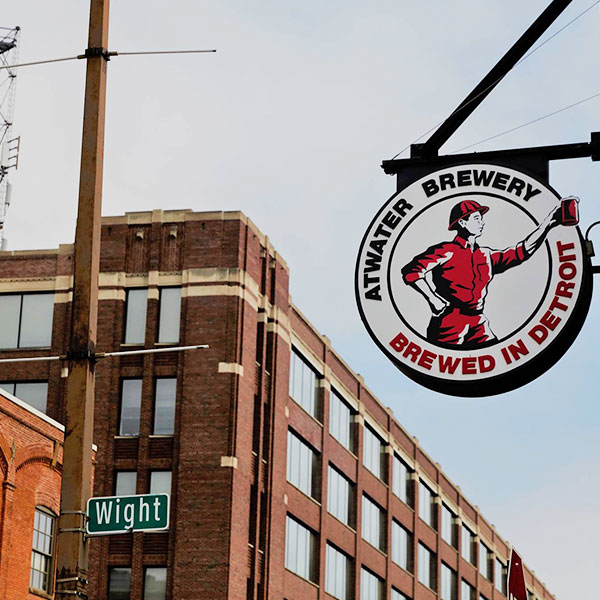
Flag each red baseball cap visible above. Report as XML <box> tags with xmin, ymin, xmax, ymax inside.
<box><xmin>448</xmin><ymin>200</ymin><xmax>489</xmax><ymax>230</ymax></box>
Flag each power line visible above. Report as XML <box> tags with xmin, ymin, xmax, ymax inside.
<box><xmin>451</xmin><ymin>91</ymin><xmax>600</xmax><ymax>153</ymax></box>
<box><xmin>0</xmin><ymin>48</ymin><xmax>216</xmax><ymax>70</ymax></box>
<box><xmin>389</xmin><ymin>0</ymin><xmax>599</xmax><ymax>160</ymax></box>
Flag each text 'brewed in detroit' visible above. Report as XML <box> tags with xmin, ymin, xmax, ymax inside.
<box><xmin>362</xmin><ymin>197</ymin><xmax>413</xmax><ymax>301</ymax></box>
<box><xmin>388</xmin><ymin>240</ymin><xmax>579</xmax><ymax>375</ymax></box>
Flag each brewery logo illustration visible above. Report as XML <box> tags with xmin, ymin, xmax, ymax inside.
<box><xmin>355</xmin><ymin>164</ymin><xmax>592</xmax><ymax>396</ymax></box>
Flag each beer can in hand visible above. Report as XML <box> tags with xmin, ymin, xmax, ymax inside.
<box><xmin>561</xmin><ymin>196</ymin><xmax>579</xmax><ymax>226</ymax></box>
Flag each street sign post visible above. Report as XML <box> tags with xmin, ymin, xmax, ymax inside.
<box><xmin>87</xmin><ymin>494</ymin><xmax>169</xmax><ymax>536</ymax></box>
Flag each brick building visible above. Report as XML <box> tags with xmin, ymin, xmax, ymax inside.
<box><xmin>0</xmin><ymin>209</ymin><xmax>556</xmax><ymax>600</ymax></box>
<box><xmin>0</xmin><ymin>387</ymin><xmax>64</xmax><ymax>599</ymax></box>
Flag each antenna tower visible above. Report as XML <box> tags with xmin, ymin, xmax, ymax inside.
<box><xmin>0</xmin><ymin>26</ymin><xmax>20</xmax><ymax>249</ymax></box>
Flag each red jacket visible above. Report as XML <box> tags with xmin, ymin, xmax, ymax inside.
<box><xmin>402</xmin><ymin>235</ymin><xmax>528</xmax><ymax>311</ymax></box>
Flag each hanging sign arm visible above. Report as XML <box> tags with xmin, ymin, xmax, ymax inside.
<box><xmin>415</xmin><ymin>0</ymin><xmax>574</xmax><ymax>159</ymax></box>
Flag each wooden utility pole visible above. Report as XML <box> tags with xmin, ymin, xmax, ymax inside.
<box><xmin>55</xmin><ymin>0</ymin><xmax>109</xmax><ymax>597</ymax></box>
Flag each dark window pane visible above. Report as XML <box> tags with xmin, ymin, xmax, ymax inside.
<box><xmin>108</xmin><ymin>567</ymin><xmax>131</xmax><ymax>600</ymax></box>
<box><xmin>124</xmin><ymin>289</ymin><xmax>147</xmax><ymax>344</ymax></box>
<box><xmin>158</xmin><ymin>288</ymin><xmax>181</xmax><ymax>343</ymax></box>
<box><xmin>20</xmin><ymin>294</ymin><xmax>54</xmax><ymax>347</ymax></box>
<box><xmin>119</xmin><ymin>379</ymin><xmax>142</xmax><ymax>435</ymax></box>
<box><xmin>0</xmin><ymin>295</ymin><xmax>20</xmax><ymax>347</ymax></box>
<box><xmin>153</xmin><ymin>378</ymin><xmax>176</xmax><ymax>435</ymax></box>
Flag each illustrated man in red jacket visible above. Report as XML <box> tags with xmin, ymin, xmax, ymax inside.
<box><xmin>401</xmin><ymin>199</ymin><xmax>562</xmax><ymax>348</ymax></box>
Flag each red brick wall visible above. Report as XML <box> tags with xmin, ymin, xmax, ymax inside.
<box><xmin>0</xmin><ymin>392</ymin><xmax>64</xmax><ymax>600</ymax></box>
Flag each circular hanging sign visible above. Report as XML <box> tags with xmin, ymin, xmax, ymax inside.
<box><xmin>355</xmin><ymin>163</ymin><xmax>593</xmax><ymax>397</ymax></box>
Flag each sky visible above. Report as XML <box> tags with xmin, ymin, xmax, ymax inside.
<box><xmin>2</xmin><ymin>2</ymin><xmax>599</xmax><ymax>598</ymax></box>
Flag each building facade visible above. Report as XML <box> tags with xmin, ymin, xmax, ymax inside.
<box><xmin>0</xmin><ymin>388</ymin><xmax>64</xmax><ymax>599</ymax></box>
<box><xmin>0</xmin><ymin>209</ymin><xmax>556</xmax><ymax>600</ymax></box>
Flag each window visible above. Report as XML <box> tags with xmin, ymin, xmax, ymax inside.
<box><xmin>287</xmin><ymin>430</ymin><xmax>318</xmax><ymax>499</ymax></box>
<box><xmin>150</xmin><ymin>471</ymin><xmax>172</xmax><ymax>496</ymax></box>
<box><xmin>362</xmin><ymin>495</ymin><xmax>384</xmax><ymax>551</ymax></box>
<box><xmin>119</xmin><ymin>379</ymin><xmax>142</xmax><ymax>436</ymax></box>
<box><xmin>363</xmin><ymin>425</ymin><xmax>385</xmax><ymax>480</ymax></box>
<box><xmin>327</xmin><ymin>465</ymin><xmax>352</xmax><ymax>526</ymax></box>
<box><xmin>325</xmin><ymin>544</ymin><xmax>350</xmax><ymax>600</ymax></box>
<box><xmin>329</xmin><ymin>388</ymin><xmax>354</xmax><ymax>451</ymax></box>
<box><xmin>391</xmin><ymin>520</ymin><xmax>412</xmax><ymax>572</ymax></box>
<box><xmin>115</xmin><ymin>471</ymin><xmax>137</xmax><ymax>496</ymax></box>
<box><xmin>289</xmin><ymin>348</ymin><xmax>319</xmax><ymax>418</ymax></box>
<box><xmin>392</xmin><ymin>589</ymin><xmax>410</xmax><ymax>600</ymax></box>
<box><xmin>30</xmin><ymin>507</ymin><xmax>56</xmax><ymax>593</ymax></box>
<box><xmin>108</xmin><ymin>567</ymin><xmax>131</xmax><ymax>600</ymax></box>
<box><xmin>495</xmin><ymin>559</ymin><xmax>507</xmax><ymax>595</ymax></box>
<box><xmin>461</xmin><ymin>524</ymin><xmax>476</xmax><ymax>564</ymax></box>
<box><xmin>158</xmin><ymin>287</ymin><xmax>181</xmax><ymax>343</ymax></box>
<box><xmin>0</xmin><ymin>293</ymin><xmax>53</xmax><ymax>348</ymax></box>
<box><xmin>418</xmin><ymin>481</ymin><xmax>436</xmax><ymax>529</ymax></box>
<box><xmin>461</xmin><ymin>579</ymin><xmax>475</xmax><ymax>600</ymax></box>
<box><xmin>441</xmin><ymin>504</ymin><xmax>457</xmax><ymax>548</ymax></box>
<box><xmin>392</xmin><ymin>454</ymin><xmax>412</xmax><ymax>506</ymax></box>
<box><xmin>124</xmin><ymin>288</ymin><xmax>147</xmax><ymax>343</ymax></box>
<box><xmin>441</xmin><ymin>563</ymin><xmax>457</xmax><ymax>600</ymax></box>
<box><xmin>285</xmin><ymin>515</ymin><xmax>316</xmax><ymax>582</ymax></box>
<box><xmin>418</xmin><ymin>543</ymin><xmax>436</xmax><ymax>590</ymax></box>
<box><xmin>1</xmin><ymin>381</ymin><xmax>48</xmax><ymax>413</ymax></box>
<box><xmin>479</xmin><ymin>542</ymin><xmax>492</xmax><ymax>580</ymax></box>
<box><xmin>360</xmin><ymin>568</ymin><xmax>383</xmax><ymax>600</ymax></box>
<box><xmin>144</xmin><ymin>567</ymin><xmax>167</xmax><ymax>600</ymax></box>
<box><xmin>153</xmin><ymin>378</ymin><xmax>177</xmax><ymax>435</ymax></box>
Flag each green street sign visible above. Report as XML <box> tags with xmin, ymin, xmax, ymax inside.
<box><xmin>87</xmin><ymin>494</ymin><xmax>169</xmax><ymax>536</ymax></box>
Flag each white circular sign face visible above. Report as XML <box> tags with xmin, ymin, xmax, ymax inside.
<box><xmin>356</xmin><ymin>164</ymin><xmax>592</xmax><ymax>396</ymax></box>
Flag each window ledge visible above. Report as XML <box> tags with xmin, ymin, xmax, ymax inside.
<box><xmin>114</xmin><ymin>435</ymin><xmax>140</xmax><ymax>439</ymax></box>
<box><xmin>362</xmin><ymin>467</ymin><xmax>388</xmax><ymax>488</ymax></box>
<box><xmin>391</xmin><ymin>494</ymin><xmax>415</xmax><ymax>512</ymax></box>
<box><xmin>29</xmin><ymin>588</ymin><xmax>54</xmax><ymax>600</ymax></box>
<box><xmin>149</xmin><ymin>434</ymin><xmax>174</xmax><ymax>439</ymax></box>
<box><xmin>417</xmin><ymin>580</ymin><xmax>436</xmax><ymax>594</ymax></box>
<box><xmin>0</xmin><ymin>347</ymin><xmax>51</xmax><ymax>352</ymax></box>
<box><xmin>288</xmin><ymin>397</ymin><xmax>323</xmax><ymax>427</ymax></box>
<box><xmin>154</xmin><ymin>342</ymin><xmax>179</xmax><ymax>347</ymax></box>
<box><xmin>327</xmin><ymin>512</ymin><xmax>356</xmax><ymax>534</ymax></box>
<box><xmin>286</xmin><ymin>481</ymin><xmax>321</xmax><ymax>507</ymax></box>
<box><xmin>440</xmin><ymin>538</ymin><xmax>459</xmax><ymax>553</ymax></box>
<box><xmin>417</xmin><ymin>517</ymin><xmax>437</xmax><ymax>534</ymax></box>
<box><xmin>329</xmin><ymin>434</ymin><xmax>358</xmax><ymax>460</ymax></box>
<box><xmin>284</xmin><ymin>568</ymin><xmax>319</xmax><ymax>589</ymax></box>
<box><xmin>390</xmin><ymin>561</ymin><xmax>414</xmax><ymax>578</ymax></box>
<box><xmin>361</xmin><ymin>538</ymin><xmax>387</xmax><ymax>557</ymax></box>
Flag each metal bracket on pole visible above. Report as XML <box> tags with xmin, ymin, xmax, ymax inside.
<box><xmin>382</xmin><ymin>132</ymin><xmax>600</xmax><ymax>181</ymax></box>
<box><xmin>382</xmin><ymin>1</ymin><xmax>597</xmax><ymax>188</ymax></box>
<box><xmin>415</xmin><ymin>0</ymin><xmax>574</xmax><ymax>157</ymax></box>
<box><xmin>59</xmin><ymin>509</ymin><xmax>89</xmax><ymax>543</ymax></box>
<box><xmin>78</xmin><ymin>46</ymin><xmax>111</xmax><ymax>61</ymax></box>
